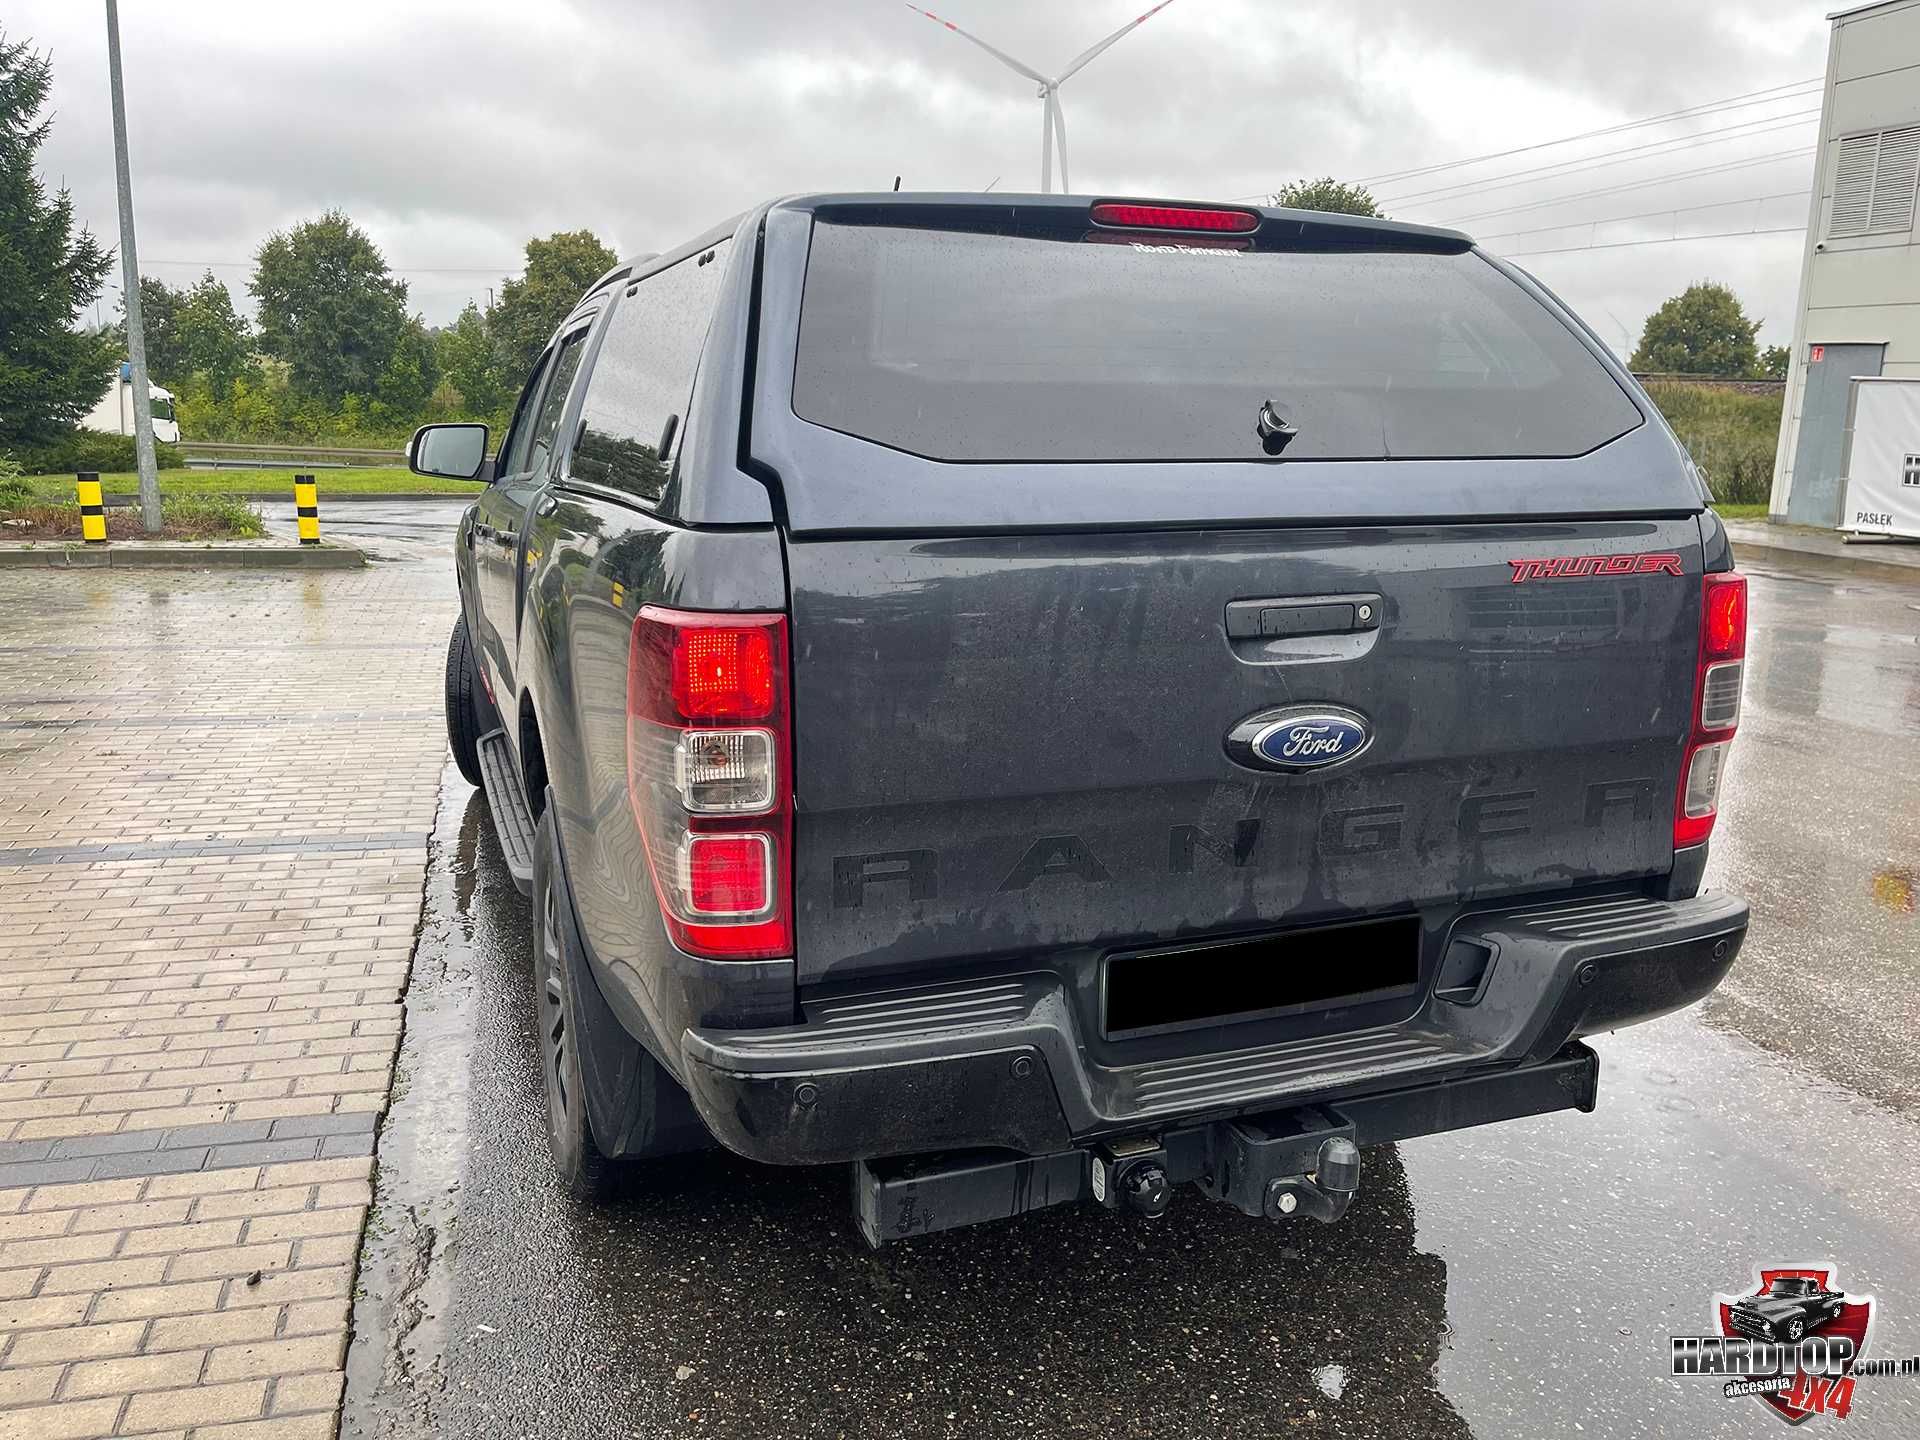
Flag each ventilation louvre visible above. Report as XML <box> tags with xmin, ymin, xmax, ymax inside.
<box><xmin>1868</xmin><ymin>127</ymin><xmax>1920</xmax><ymax>233</ymax></box>
<box><xmin>1830</xmin><ymin>126</ymin><xmax>1920</xmax><ymax>238</ymax></box>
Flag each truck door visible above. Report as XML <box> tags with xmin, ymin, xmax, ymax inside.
<box><xmin>473</xmin><ymin>325</ymin><xmax>591</xmax><ymax>707</ymax></box>
<box><xmin>469</xmin><ymin>346</ymin><xmax>552</xmax><ymax>705</ymax></box>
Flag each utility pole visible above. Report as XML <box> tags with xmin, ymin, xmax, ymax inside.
<box><xmin>105</xmin><ymin>0</ymin><xmax>161</xmax><ymax>534</ymax></box>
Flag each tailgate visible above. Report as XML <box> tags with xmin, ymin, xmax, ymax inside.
<box><xmin>788</xmin><ymin>520</ymin><xmax>1702</xmax><ymax>984</ymax></box>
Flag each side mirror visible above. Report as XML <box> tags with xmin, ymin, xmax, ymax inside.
<box><xmin>409</xmin><ymin>423</ymin><xmax>490</xmax><ymax>481</ymax></box>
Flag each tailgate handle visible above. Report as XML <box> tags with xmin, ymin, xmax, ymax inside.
<box><xmin>1225</xmin><ymin>595</ymin><xmax>1381</xmax><ymax>640</ymax></box>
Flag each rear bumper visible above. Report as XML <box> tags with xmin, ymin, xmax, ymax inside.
<box><xmin>681</xmin><ymin>890</ymin><xmax>1747</xmax><ymax>1165</ymax></box>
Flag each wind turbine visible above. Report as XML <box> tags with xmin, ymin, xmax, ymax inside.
<box><xmin>904</xmin><ymin>2</ymin><xmax>1177</xmax><ymax>193</ymax></box>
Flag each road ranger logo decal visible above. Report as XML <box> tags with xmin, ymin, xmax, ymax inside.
<box><xmin>1507</xmin><ymin>552</ymin><xmax>1683</xmax><ymax>583</ymax></box>
<box><xmin>830</xmin><ymin>776</ymin><xmax>1665</xmax><ymax>908</ymax></box>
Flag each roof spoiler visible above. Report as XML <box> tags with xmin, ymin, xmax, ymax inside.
<box><xmin>781</xmin><ymin>193</ymin><xmax>1475</xmax><ymax>254</ymax></box>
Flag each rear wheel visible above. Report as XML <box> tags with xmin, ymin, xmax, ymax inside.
<box><xmin>533</xmin><ymin>809</ymin><xmax>617</xmax><ymax>1199</ymax></box>
<box><xmin>532</xmin><ymin>806</ymin><xmax>706</xmax><ymax>1202</ymax></box>
<box><xmin>444</xmin><ymin>614</ymin><xmax>485</xmax><ymax>787</ymax></box>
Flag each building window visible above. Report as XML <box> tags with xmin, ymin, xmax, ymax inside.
<box><xmin>1829</xmin><ymin>126</ymin><xmax>1920</xmax><ymax>238</ymax></box>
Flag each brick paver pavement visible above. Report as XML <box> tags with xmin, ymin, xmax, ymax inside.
<box><xmin>0</xmin><ymin>557</ymin><xmax>456</xmax><ymax>1438</ymax></box>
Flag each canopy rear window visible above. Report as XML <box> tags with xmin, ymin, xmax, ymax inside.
<box><xmin>792</xmin><ymin>220</ymin><xmax>1642</xmax><ymax>464</ymax></box>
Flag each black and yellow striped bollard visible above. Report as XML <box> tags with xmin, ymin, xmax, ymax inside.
<box><xmin>76</xmin><ymin>471</ymin><xmax>108</xmax><ymax>545</ymax></box>
<box><xmin>293</xmin><ymin>473</ymin><xmax>320</xmax><ymax>546</ymax></box>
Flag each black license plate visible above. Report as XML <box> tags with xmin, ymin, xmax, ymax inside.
<box><xmin>1104</xmin><ymin>915</ymin><xmax>1421</xmax><ymax>1038</ymax></box>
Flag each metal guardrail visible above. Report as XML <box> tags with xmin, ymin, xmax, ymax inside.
<box><xmin>184</xmin><ymin>440</ymin><xmax>407</xmax><ymax>470</ymax></box>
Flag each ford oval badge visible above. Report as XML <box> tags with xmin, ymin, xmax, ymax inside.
<box><xmin>1226</xmin><ymin>706</ymin><xmax>1373</xmax><ymax>773</ymax></box>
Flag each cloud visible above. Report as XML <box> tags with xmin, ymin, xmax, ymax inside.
<box><xmin>14</xmin><ymin>0</ymin><xmax>1825</xmax><ymax>346</ymax></box>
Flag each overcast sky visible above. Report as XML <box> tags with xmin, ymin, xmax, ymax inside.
<box><xmin>16</xmin><ymin>0</ymin><xmax>1829</xmax><ymax>352</ymax></box>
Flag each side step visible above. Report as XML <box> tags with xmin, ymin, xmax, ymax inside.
<box><xmin>476</xmin><ymin>728</ymin><xmax>536</xmax><ymax>895</ymax></box>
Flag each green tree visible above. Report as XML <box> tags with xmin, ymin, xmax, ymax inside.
<box><xmin>372</xmin><ymin>316</ymin><xmax>439</xmax><ymax>423</ymax></box>
<box><xmin>1759</xmin><ymin>344</ymin><xmax>1790</xmax><ymax>381</ymax></box>
<box><xmin>0</xmin><ymin>33</ymin><xmax>118</xmax><ymax>446</ymax></box>
<box><xmin>1629</xmin><ymin>283</ymin><xmax>1761</xmax><ymax>378</ymax></box>
<box><xmin>174</xmin><ymin>271</ymin><xmax>255</xmax><ymax>393</ymax></box>
<box><xmin>114</xmin><ymin>276</ymin><xmax>186</xmax><ymax>384</ymax></box>
<box><xmin>1269</xmin><ymin>177</ymin><xmax>1384</xmax><ymax>218</ymax></box>
<box><xmin>489</xmin><ymin>229</ymin><xmax>617</xmax><ymax>382</ymax></box>
<box><xmin>250</xmin><ymin>210</ymin><xmax>409</xmax><ymax>404</ymax></box>
<box><xmin>436</xmin><ymin>302</ymin><xmax>507</xmax><ymax>417</ymax></box>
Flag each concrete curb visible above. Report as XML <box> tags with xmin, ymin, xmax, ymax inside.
<box><xmin>1724</xmin><ymin>520</ymin><xmax>1920</xmax><ymax>586</ymax></box>
<box><xmin>1732</xmin><ymin>539</ymin><xmax>1920</xmax><ymax>585</ymax></box>
<box><xmin>0</xmin><ymin>540</ymin><xmax>367</xmax><ymax>569</ymax></box>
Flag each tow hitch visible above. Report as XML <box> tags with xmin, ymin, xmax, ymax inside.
<box><xmin>1196</xmin><ymin>1109</ymin><xmax>1363</xmax><ymax>1224</ymax></box>
<box><xmin>1089</xmin><ymin>1106</ymin><xmax>1363</xmax><ymax>1223</ymax></box>
<box><xmin>851</xmin><ymin>1042</ymin><xmax>1598</xmax><ymax>1246</ymax></box>
<box><xmin>855</xmin><ymin>1102</ymin><xmax>1363</xmax><ymax>1246</ymax></box>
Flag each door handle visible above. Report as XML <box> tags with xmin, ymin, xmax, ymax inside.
<box><xmin>1225</xmin><ymin>594</ymin><xmax>1382</xmax><ymax>639</ymax></box>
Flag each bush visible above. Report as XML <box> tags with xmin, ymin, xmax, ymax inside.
<box><xmin>1</xmin><ymin>429</ymin><xmax>186</xmax><ymax>477</ymax></box>
<box><xmin>171</xmin><ymin>363</ymin><xmax>501</xmax><ymax>449</ymax></box>
<box><xmin>2</xmin><ymin>492</ymin><xmax>262</xmax><ymax>541</ymax></box>
<box><xmin>161</xmin><ymin>493</ymin><xmax>264</xmax><ymax>539</ymax></box>
<box><xmin>1642</xmin><ymin>382</ymin><xmax>1782</xmax><ymax>506</ymax></box>
<box><xmin>0</xmin><ymin>454</ymin><xmax>28</xmax><ymax>511</ymax></box>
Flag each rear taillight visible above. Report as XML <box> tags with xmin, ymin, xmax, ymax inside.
<box><xmin>1675</xmin><ymin>572</ymin><xmax>1746</xmax><ymax>849</ymax></box>
<box><xmin>628</xmin><ymin>607</ymin><xmax>792</xmax><ymax>959</ymax></box>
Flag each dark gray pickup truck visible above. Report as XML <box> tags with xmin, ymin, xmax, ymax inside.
<box><xmin>411</xmin><ymin>194</ymin><xmax>1750</xmax><ymax>1245</ymax></box>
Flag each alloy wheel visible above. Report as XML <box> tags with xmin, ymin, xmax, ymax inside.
<box><xmin>541</xmin><ymin>885</ymin><xmax>570</xmax><ymax>1119</ymax></box>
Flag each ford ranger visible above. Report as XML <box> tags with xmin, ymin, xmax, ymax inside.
<box><xmin>410</xmin><ymin>194</ymin><xmax>1751</xmax><ymax>1245</ymax></box>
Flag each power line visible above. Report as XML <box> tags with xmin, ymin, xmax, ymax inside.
<box><xmin>1426</xmin><ymin>146</ymin><xmax>1815</xmax><ymax>228</ymax></box>
<box><xmin>1497</xmin><ymin>223</ymin><xmax>1804</xmax><ymax>259</ymax></box>
<box><xmin>1352</xmin><ymin>76</ymin><xmax>1821</xmax><ymax>187</ymax></box>
<box><xmin>1376</xmin><ymin>109</ymin><xmax>1819</xmax><ymax>207</ymax></box>
<box><xmin>1376</xmin><ymin>108</ymin><xmax>1820</xmax><ymax>203</ymax></box>
<box><xmin>143</xmin><ymin>257</ymin><xmax>523</xmax><ymax>276</ymax></box>
<box><xmin>1476</xmin><ymin>190</ymin><xmax>1808</xmax><ymax>245</ymax></box>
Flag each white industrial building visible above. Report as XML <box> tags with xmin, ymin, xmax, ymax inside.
<box><xmin>1769</xmin><ymin>0</ymin><xmax>1920</xmax><ymax>530</ymax></box>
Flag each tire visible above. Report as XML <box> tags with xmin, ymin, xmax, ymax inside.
<box><xmin>531</xmin><ymin>806</ymin><xmax>709</xmax><ymax>1200</ymax></box>
<box><xmin>532</xmin><ymin>807</ymin><xmax>619</xmax><ymax>1201</ymax></box>
<box><xmin>444</xmin><ymin>614</ymin><xmax>486</xmax><ymax>788</ymax></box>
<box><xmin>1785</xmin><ymin>1317</ymin><xmax>1806</xmax><ymax>1343</ymax></box>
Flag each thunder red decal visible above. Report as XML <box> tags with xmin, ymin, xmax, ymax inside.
<box><xmin>1508</xmin><ymin>552</ymin><xmax>1683</xmax><ymax>583</ymax></box>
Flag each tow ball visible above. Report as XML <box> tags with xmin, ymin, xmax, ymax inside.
<box><xmin>1257</xmin><ymin>1136</ymin><xmax>1362</xmax><ymax>1223</ymax></box>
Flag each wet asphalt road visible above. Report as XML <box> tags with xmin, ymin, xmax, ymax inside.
<box><xmin>342</xmin><ymin>550</ymin><xmax>1920</xmax><ymax>1439</ymax></box>
<box><xmin>260</xmin><ymin>497</ymin><xmax>471</xmax><ymax>547</ymax></box>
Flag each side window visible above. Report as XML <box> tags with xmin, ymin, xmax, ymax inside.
<box><xmin>498</xmin><ymin>351</ymin><xmax>553</xmax><ymax>480</ymax></box>
<box><xmin>570</xmin><ymin>240</ymin><xmax>730</xmax><ymax>503</ymax></box>
<box><xmin>525</xmin><ymin>327</ymin><xmax>591</xmax><ymax>478</ymax></box>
